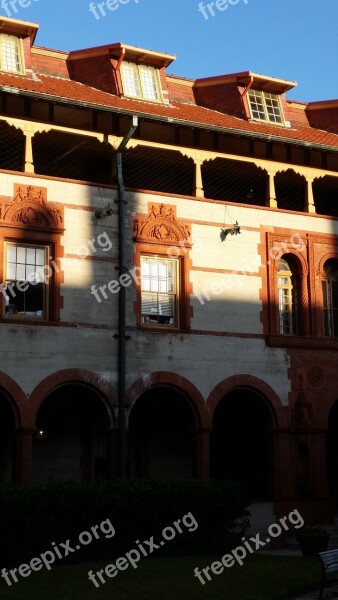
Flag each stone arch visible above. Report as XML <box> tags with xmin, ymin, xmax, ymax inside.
<box><xmin>126</xmin><ymin>371</ymin><xmax>209</xmax><ymax>429</ymax></box>
<box><xmin>28</xmin><ymin>369</ymin><xmax>116</xmax><ymax>428</ymax></box>
<box><xmin>0</xmin><ymin>372</ymin><xmax>27</xmax><ymax>427</ymax></box>
<box><xmin>207</xmin><ymin>374</ymin><xmax>287</xmax><ymax>428</ymax></box>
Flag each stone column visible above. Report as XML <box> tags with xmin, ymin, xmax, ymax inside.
<box><xmin>305</xmin><ymin>177</ymin><xmax>316</xmax><ymax>213</ymax></box>
<box><xmin>193</xmin><ymin>158</ymin><xmax>205</xmax><ymax>198</ymax></box>
<box><xmin>266</xmin><ymin>170</ymin><xmax>278</xmax><ymax>207</ymax></box>
<box><xmin>14</xmin><ymin>428</ymin><xmax>34</xmax><ymax>486</ymax></box>
<box><xmin>195</xmin><ymin>428</ymin><xmax>210</xmax><ymax>480</ymax></box>
<box><xmin>23</xmin><ymin>131</ymin><xmax>35</xmax><ymax>173</ymax></box>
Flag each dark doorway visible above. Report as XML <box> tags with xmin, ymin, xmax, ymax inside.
<box><xmin>32</xmin><ymin>384</ymin><xmax>110</xmax><ymax>482</ymax></box>
<box><xmin>210</xmin><ymin>388</ymin><xmax>274</xmax><ymax>499</ymax></box>
<box><xmin>327</xmin><ymin>400</ymin><xmax>338</xmax><ymax>506</ymax></box>
<box><xmin>129</xmin><ymin>386</ymin><xmax>195</xmax><ymax>478</ymax></box>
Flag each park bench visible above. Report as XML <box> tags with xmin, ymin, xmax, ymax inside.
<box><xmin>318</xmin><ymin>549</ymin><xmax>338</xmax><ymax>599</ymax></box>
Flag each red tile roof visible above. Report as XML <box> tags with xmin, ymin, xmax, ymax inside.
<box><xmin>2</xmin><ymin>72</ymin><xmax>338</xmax><ymax>152</ymax></box>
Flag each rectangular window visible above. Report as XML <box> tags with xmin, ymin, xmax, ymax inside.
<box><xmin>121</xmin><ymin>62</ymin><xmax>162</xmax><ymax>102</ymax></box>
<box><xmin>4</xmin><ymin>243</ymin><xmax>49</xmax><ymax>319</ymax></box>
<box><xmin>141</xmin><ymin>257</ymin><xmax>178</xmax><ymax>326</ymax></box>
<box><xmin>247</xmin><ymin>90</ymin><xmax>284</xmax><ymax>124</ymax></box>
<box><xmin>0</xmin><ymin>34</ymin><xmax>23</xmax><ymax>73</ymax></box>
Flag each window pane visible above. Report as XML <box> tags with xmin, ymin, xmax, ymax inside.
<box><xmin>26</xmin><ymin>248</ymin><xmax>35</xmax><ymax>264</ymax></box>
<box><xmin>4</xmin><ymin>243</ymin><xmax>48</xmax><ymax>318</ymax></box>
<box><xmin>7</xmin><ymin>263</ymin><xmax>16</xmax><ymax>280</ymax></box>
<box><xmin>248</xmin><ymin>90</ymin><xmax>266</xmax><ymax>121</ymax></box>
<box><xmin>141</xmin><ymin>257</ymin><xmax>177</xmax><ymax>326</ymax></box>
<box><xmin>16</xmin><ymin>264</ymin><xmax>25</xmax><ymax>280</ymax></box>
<box><xmin>140</xmin><ymin>66</ymin><xmax>160</xmax><ymax>100</ymax></box>
<box><xmin>26</xmin><ymin>264</ymin><xmax>37</xmax><ymax>281</ymax></box>
<box><xmin>121</xmin><ymin>62</ymin><xmax>141</xmax><ymax>97</ymax></box>
<box><xmin>36</xmin><ymin>249</ymin><xmax>45</xmax><ymax>265</ymax></box>
<box><xmin>17</xmin><ymin>247</ymin><xmax>26</xmax><ymax>263</ymax></box>
<box><xmin>158</xmin><ymin>293</ymin><xmax>174</xmax><ymax>316</ymax></box>
<box><xmin>7</xmin><ymin>246</ymin><xmax>16</xmax><ymax>263</ymax></box>
<box><xmin>1</xmin><ymin>35</ymin><xmax>21</xmax><ymax>72</ymax></box>
<box><xmin>277</xmin><ymin>259</ymin><xmax>298</xmax><ymax>335</ymax></box>
<box><xmin>264</xmin><ymin>93</ymin><xmax>283</xmax><ymax>123</ymax></box>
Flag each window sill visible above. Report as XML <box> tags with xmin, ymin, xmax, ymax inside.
<box><xmin>121</xmin><ymin>94</ymin><xmax>164</xmax><ymax>105</ymax></box>
<box><xmin>267</xmin><ymin>334</ymin><xmax>338</xmax><ymax>350</ymax></box>
<box><xmin>137</xmin><ymin>324</ymin><xmax>188</xmax><ymax>333</ymax></box>
<box><xmin>0</xmin><ymin>316</ymin><xmax>57</xmax><ymax>326</ymax></box>
<box><xmin>248</xmin><ymin>118</ymin><xmax>289</xmax><ymax>128</ymax></box>
<box><xmin>1</xmin><ymin>68</ymin><xmax>24</xmax><ymax>76</ymax></box>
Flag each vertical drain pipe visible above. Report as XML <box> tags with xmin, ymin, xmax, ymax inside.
<box><xmin>115</xmin><ymin>115</ymin><xmax>138</xmax><ymax>479</ymax></box>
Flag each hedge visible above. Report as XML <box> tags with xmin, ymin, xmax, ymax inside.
<box><xmin>0</xmin><ymin>478</ymin><xmax>250</xmax><ymax>566</ymax></box>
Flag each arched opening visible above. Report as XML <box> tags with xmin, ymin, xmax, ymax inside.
<box><xmin>33</xmin><ymin>131</ymin><xmax>114</xmax><ymax>184</ymax></box>
<box><xmin>0</xmin><ymin>121</ymin><xmax>24</xmax><ymax>172</ymax></box>
<box><xmin>314</xmin><ymin>176</ymin><xmax>338</xmax><ymax>217</ymax></box>
<box><xmin>202</xmin><ymin>158</ymin><xmax>266</xmax><ymax>206</ymax></box>
<box><xmin>32</xmin><ymin>384</ymin><xmax>111</xmax><ymax>482</ymax></box>
<box><xmin>128</xmin><ymin>386</ymin><xmax>195</xmax><ymax>478</ymax></box>
<box><xmin>327</xmin><ymin>400</ymin><xmax>338</xmax><ymax>507</ymax></box>
<box><xmin>0</xmin><ymin>393</ymin><xmax>16</xmax><ymax>483</ymax></box>
<box><xmin>123</xmin><ymin>147</ymin><xmax>194</xmax><ymax>195</ymax></box>
<box><xmin>275</xmin><ymin>170</ymin><xmax>306</xmax><ymax>212</ymax></box>
<box><xmin>210</xmin><ymin>388</ymin><xmax>274</xmax><ymax>499</ymax></box>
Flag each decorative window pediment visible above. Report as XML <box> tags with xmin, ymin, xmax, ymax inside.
<box><xmin>133</xmin><ymin>203</ymin><xmax>191</xmax><ymax>246</ymax></box>
<box><xmin>0</xmin><ymin>184</ymin><xmax>63</xmax><ymax>230</ymax></box>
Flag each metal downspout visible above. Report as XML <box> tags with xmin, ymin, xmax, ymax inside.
<box><xmin>115</xmin><ymin>115</ymin><xmax>138</xmax><ymax>479</ymax></box>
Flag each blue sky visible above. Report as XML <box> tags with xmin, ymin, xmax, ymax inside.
<box><xmin>1</xmin><ymin>0</ymin><xmax>337</xmax><ymax>102</ymax></box>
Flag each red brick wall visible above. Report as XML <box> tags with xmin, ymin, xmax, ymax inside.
<box><xmin>194</xmin><ymin>82</ymin><xmax>246</xmax><ymax>117</ymax></box>
<box><xmin>68</xmin><ymin>55</ymin><xmax>118</xmax><ymax>94</ymax></box>
<box><xmin>286</xmin><ymin>102</ymin><xmax>310</xmax><ymax>126</ymax></box>
<box><xmin>32</xmin><ymin>52</ymin><xmax>70</xmax><ymax>78</ymax></box>
<box><xmin>306</xmin><ymin>107</ymin><xmax>338</xmax><ymax>134</ymax></box>
<box><xmin>166</xmin><ymin>78</ymin><xmax>196</xmax><ymax>103</ymax></box>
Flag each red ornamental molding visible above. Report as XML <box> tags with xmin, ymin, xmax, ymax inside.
<box><xmin>133</xmin><ymin>202</ymin><xmax>191</xmax><ymax>246</ymax></box>
<box><xmin>0</xmin><ymin>184</ymin><xmax>64</xmax><ymax>231</ymax></box>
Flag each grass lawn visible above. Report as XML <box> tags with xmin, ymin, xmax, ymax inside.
<box><xmin>0</xmin><ymin>554</ymin><xmax>321</xmax><ymax>600</ymax></box>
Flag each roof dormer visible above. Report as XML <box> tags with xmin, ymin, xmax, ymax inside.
<box><xmin>0</xmin><ymin>16</ymin><xmax>38</xmax><ymax>75</ymax></box>
<box><xmin>68</xmin><ymin>42</ymin><xmax>175</xmax><ymax>103</ymax></box>
<box><xmin>194</xmin><ymin>71</ymin><xmax>297</xmax><ymax>125</ymax></box>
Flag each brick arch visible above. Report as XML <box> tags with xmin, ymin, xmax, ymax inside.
<box><xmin>207</xmin><ymin>374</ymin><xmax>287</xmax><ymax>428</ymax></box>
<box><xmin>0</xmin><ymin>372</ymin><xmax>27</xmax><ymax>427</ymax></box>
<box><xmin>126</xmin><ymin>372</ymin><xmax>210</xmax><ymax>429</ymax></box>
<box><xmin>318</xmin><ymin>253</ymin><xmax>338</xmax><ymax>277</ymax></box>
<box><xmin>28</xmin><ymin>369</ymin><xmax>116</xmax><ymax>428</ymax></box>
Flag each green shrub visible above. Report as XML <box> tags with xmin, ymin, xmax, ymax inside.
<box><xmin>0</xmin><ymin>479</ymin><xmax>250</xmax><ymax>566</ymax></box>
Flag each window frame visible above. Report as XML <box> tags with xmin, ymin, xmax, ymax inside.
<box><xmin>0</xmin><ymin>34</ymin><xmax>24</xmax><ymax>75</ymax></box>
<box><xmin>140</xmin><ymin>255</ymin><xmax>180</xmax><ymax>329</ymax></box>
<box><xmin>3</xmin><ymin>241</ymin><xmax>51</xmax><ymax>321</ymax></box>
<box><xmin>120</xmin><ymin>61</ymin><xmax>163</xmax><ymax>103</ymax></box>
<box><xmin>322</xmin><ymin>261</ymin><xmax>338</xmax><ymax>338</ymax></box>
<box><xmin>247</xmin><ymin>89</ymin><xmax>285</xmax><ymax>125</ymax></box>
<box><xmin>277</xmin><ymin>257</ymin><xmax>299</xmax><ymax>335</ymax></box>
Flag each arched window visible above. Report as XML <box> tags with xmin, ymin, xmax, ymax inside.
<box><xmin>322</xmin><ymin>260</ymin><xmax>338</xmax><ymax>338</ymax></box>
<box><xmin>277</xmin><ymin>257</ymin><xmax>300</xmax><ymax>335</ymax></box>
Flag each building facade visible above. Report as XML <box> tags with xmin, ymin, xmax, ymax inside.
<box><xmin>1</xmin><ymin>16</ymin><xmax>338</xmax><ymax>523</ymax></box>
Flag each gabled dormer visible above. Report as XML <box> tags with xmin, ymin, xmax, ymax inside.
<box><xmin>0</xmin><ymin>16</ymin><xmax>38</xmax><ymax>76</ymax></box>
<box><xmin>68</xmin><ymin>43</ymin><xmax>175</xmax><ymax>104</ymax></box>
<box><xmin>194</xmin><ymin>71</ymin><xmax>297</xmax><ymax>126</ymax></box>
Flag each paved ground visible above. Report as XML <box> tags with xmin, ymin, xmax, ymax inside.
<box><xmin>257</xmin><ymin>531</ymin><xmax>338</xmax><ymax>600</ymax></box>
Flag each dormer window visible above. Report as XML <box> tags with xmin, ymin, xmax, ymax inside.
<box><xmin>0</xmin><ymin>34</ymin><xmax>23</xmax><ymax>73</ymax></box>
<box><xmin>120</xmin><ymin>61</ymin><xmax>162</xmax><ymax>102</ymax></box>
<box><xmin>247</xmin><ymin>89</ymin><xmax>284</xmax><ymax>124</ymax></box>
